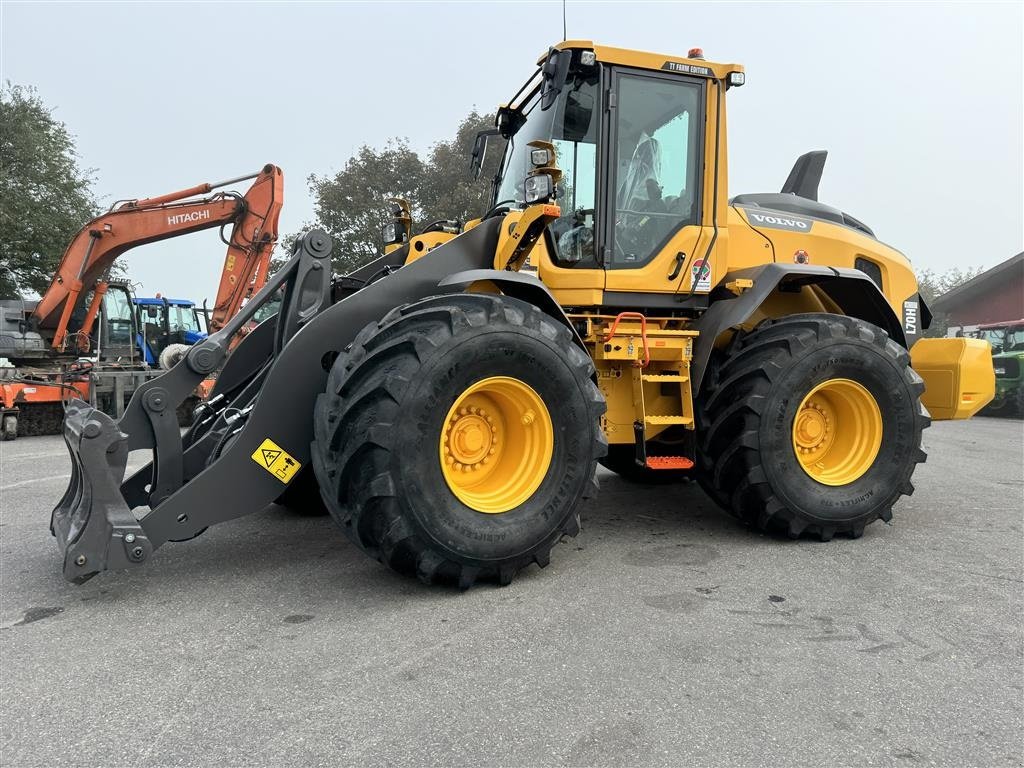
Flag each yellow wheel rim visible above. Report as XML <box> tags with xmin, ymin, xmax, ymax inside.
<box><xmin>439</xmin><ymin>376</ymin><xmax>554</xmax><ymax>514</ymax></box>
<box><xmin>792</xmin><ymin>378</ymin><xmax>883</xmax><ymax>486</ymax></box>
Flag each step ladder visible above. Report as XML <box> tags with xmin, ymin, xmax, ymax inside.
<box><xmin>602</xmin><ymin>312</ymin><xmax>696</xmax><ymax>471</ymax></box>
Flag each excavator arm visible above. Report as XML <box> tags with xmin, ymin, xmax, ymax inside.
<box><xmin>33</xmin><ymin>164</ymin><xmax>283</xmax><ymax>351</ymax></box>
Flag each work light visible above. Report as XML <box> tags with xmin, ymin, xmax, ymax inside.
<box><xmin>524</xmin><ymin>173</ymin><xmax>554</xmax><ymax>204</ymax></box>
<box><xmin>530</xmin><ymin>148</ymin><xmax>554</xmax><ymax>167</ymax></box>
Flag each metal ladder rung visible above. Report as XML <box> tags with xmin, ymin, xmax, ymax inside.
<box><xmin>644</xmin><ymin>415</ymin><xmax>693</xmax><ymax>426</ymax></box>
<box><xmin>641</xmin><ymin>374</ymin><xmax>689</xmax><ymax>382</ymax></box>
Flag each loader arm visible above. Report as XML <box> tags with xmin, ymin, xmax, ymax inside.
<box><xmin>32</xmin><ymin>165</ymin><xmax>283</xmax><ymax>351</ymax></box>
<box><xmin>51</xmin><ymin>220</ymin><xmax>509</xmax><ymax>582</ymax></box>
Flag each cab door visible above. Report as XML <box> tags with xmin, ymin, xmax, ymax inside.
<box><xmin>601</xmin><ymin>68</ymin><xmax>713</xmax><ymax>301</ymax></box>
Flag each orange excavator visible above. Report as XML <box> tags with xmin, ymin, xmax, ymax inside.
<box><xmin>0</xmin><ymin>164</ymin><xmax>284</xmax><ymax>438</ymax></box>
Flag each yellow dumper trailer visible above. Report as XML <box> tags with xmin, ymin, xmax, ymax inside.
<box><xmin>52</xmin><ymin>42</ymin><xmax>993</xmax><ymax>587</ymax></box>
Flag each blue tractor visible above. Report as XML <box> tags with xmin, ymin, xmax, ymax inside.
<box><xmin>133</xmin><ymin>296</ymin><xmax>208</xmax><ymax>369</ymax></box>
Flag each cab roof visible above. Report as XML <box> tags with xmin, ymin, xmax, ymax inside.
<box><xmin>133</xmin><ymin>298</ymin><xmax>194</xmax><ymax>307</ymax></box>
<box><xmin>542</xmin><ymin>40</ymin><xmax>744</xmax><ymax>80</ymax></box>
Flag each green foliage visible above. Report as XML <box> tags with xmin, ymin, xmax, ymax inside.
<box><xmin>299</xmin><ymin>110</ymin><xmax>500</xmax><ymax>274</ymax></box>
<box><xmin>917</xmin><ymin>265</ymin><xmax>984</xmax><ymax>338</ymax></box>
<box><xmin>0</xmin><ymin>83</ymin><xmax>99</xmax><ymax>298</ymax></box>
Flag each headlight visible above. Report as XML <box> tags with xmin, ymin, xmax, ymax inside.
<box><xmin>524</xmin><ymin>173</ymin><xmax>554</xmax><ymax>204</ymax></box>
<box><xmin>530</xmin><ymin>148</ymin><xmax>554</xmax><ymax>167</ymax></box>
<box><xmin>382</xmin><ymin>222</ymin><xmax>398</xmax><ymax>244</ymax></box>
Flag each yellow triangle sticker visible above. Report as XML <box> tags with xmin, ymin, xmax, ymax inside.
<box><xmin>250</xmin><ymin>438</ymin><xmax>301</xmax><ymax>484</ymax></box>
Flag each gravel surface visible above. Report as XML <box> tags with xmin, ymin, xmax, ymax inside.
<box><xmin>1</xmin><ymin>417</ymin><xmax>1021</xmax><ymax>767</ymax></box>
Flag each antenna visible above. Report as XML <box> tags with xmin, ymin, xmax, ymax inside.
<box><xmin>562</xmin><ymin>0</ymin><xmax>567</xmax><ymax>41</ymax></box>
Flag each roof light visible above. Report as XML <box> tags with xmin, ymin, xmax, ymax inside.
<box><xmin>688</xmin><ymin>47</ymin><xmax>705</xmax><ymax>60</ymax></box>
<box><xmin>728</xmin><ymin>71</ymin><xmax>745</xmax><ymax>87</ymax></box>
<box><xmin>579</xmin><ymin>50</ymin><xmax>597</xmax><ymax>66</ymax></box>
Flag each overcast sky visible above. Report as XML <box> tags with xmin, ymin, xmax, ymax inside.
<box><xmin>3</xmin><ymin>1</ymin><xmax>1022</xmax><ymax>302</ymax></box>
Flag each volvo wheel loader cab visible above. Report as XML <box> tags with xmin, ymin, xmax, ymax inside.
<box><xmin>51</xmin><ymin>42</ymin><xmax>994</xmax><ymax>587</ymax></box>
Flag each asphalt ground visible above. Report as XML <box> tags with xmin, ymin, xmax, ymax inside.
<box><xmin>1</xmin><ymin>417</ymin><xmax>1022</xmax><ymax>768</ymax></box>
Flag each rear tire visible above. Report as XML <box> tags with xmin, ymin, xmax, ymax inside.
<box><xmin>311</xmin><ymin>293</ymin><xmax>606</xmax><ymax>587</ymax></box>
<box><xmin>2</xmin><ymin>414</ymin><xmax>16</xmax><ymax>441</ymax></box>
<box><xmin>696</xmin><ymin>314</ymin><xmax>929</xmax><ymax>539</ymax></box>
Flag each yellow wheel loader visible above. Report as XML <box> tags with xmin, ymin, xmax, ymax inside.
<box><xmin>52</xmin><ymin>42</ymin><xmax>995</xmax><ymax>587</ymax></box>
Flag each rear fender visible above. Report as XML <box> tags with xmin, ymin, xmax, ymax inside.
<box><xmin>691</xmin><ymin>264</ymin><xmax>907</xmax><ymax>391</ymax></box>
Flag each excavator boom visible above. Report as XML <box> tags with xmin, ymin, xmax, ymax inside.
<box><xmin>31</xmin><ymin>164</ymin><xmax>283</xmax><ymax>350</ymax></box>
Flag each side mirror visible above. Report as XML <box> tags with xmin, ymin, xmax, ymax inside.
<box><xmin>540</xmin><ymin>48</ymin><xmax>571</xmax><ymax>110</ymax></box>
<box><xmin>470</xmin><ymin>129</ymin><xmax>500</xmax><ymax>180</ymax></box>
<box><xmin>563</xmin><ymin>90</ymin><xmax>595</xmax><ymax>142</ymax></box>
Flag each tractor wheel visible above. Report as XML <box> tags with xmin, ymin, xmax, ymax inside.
<box><xmin>599</xmin><ymin>444</ymin><xmax>692</xmax><ymax>484</ymax></box>
<box><xmin>2</xmin><ymin>414</ymin><xmax>16</xmax><ymax>441</ymax></box>
<box><xmin>696</xmin><ymin>313</ymin><xmax>929</xmax><ymax>540</ymax></box>
<box><xmin>311</xmin><ymin>293</ymin><xmax>606</xmax><ymax>587</ymax></box>
<box><xmin>159</xmin><ymin>343</ymin><xmax>191</xmax><ymax>370</ymax></box>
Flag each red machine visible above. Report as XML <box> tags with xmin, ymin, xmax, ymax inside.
<box><xmin>1</xmin><ymin>165</ymin><xmax>284</xmax><ymax>438</ymax></box>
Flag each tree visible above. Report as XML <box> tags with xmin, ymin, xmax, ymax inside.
<box><xmin>0</xmin><ymin>83</ymin><xmax>99</xmax><ymax>297</ymax></box>
<box><xmin>298</xmin><ymin>110</ymin><xmax>499</xmax><ymax>274</ymax></box>
<box><xmin>917</xmin><ymin>265</ymin><xmax>984</xmax><ymax>338</ymax></box>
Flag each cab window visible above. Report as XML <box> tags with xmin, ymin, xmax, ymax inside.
<box><xmin>610</xmin><ymin>73</ymin><xmax>703</xmax><ymax>268</ymax></box>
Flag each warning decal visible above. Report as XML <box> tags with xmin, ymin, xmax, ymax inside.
<box><xmin>251</xmin><ymin>438</ymin><xmax>301</xmax><ymax>484</ymax></box>
<box><xmin>691</xmin><ymin>258</ymin><xmax>712</xmax><ymax>292</ymax></box>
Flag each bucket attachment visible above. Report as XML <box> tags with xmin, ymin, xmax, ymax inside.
<box><xmin>51</xmin><ymin>399</ymin><xmax>152</xmax><ymax>582</ymax></box>
<box><xmin>48</xmin><ymin>230</ymin><xmax>336</xmax><ymax>582</ymax></box>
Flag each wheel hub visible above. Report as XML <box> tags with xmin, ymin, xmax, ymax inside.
<box><xmin>792</xmin><ymin>378</ymin><xmax>883</xmax><ymax>486</ymax></box>
<box><xmin>794</xmin><ymin>401</ymin><xmax>831</xmax><ymax>454</ymax></box>
<box><xmin>439</xmin><ymin>377</ymin><xmax>553</xmax><ymax>514</ymax></box>
<box><xmin>444</xmin><ymin>408</ymin><xmax>497</xmax><ymax>471</ymax></box>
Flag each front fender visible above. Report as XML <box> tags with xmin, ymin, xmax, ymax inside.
<box><xmin>437</xmin><ymin>269</ymin><xmax>587</xmax><ymax>351</ymax></box>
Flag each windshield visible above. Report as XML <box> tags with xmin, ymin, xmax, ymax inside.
<box><xmin>971</xmin><ymin>326</ymin><xmax>1024</xmax><ymax>353</ymax></box>
<box><xmin>1006</xmin><ymin>328</ymin><xmax>1024</xmax><ymax>352</ymax></box>
<box><xmin>168</xmin><ymin>304</ymin><xmax>200</xmax><ymax>333</ymax></box>
<box><xmin>103</xmin><ymin>288</ymin><xmax>135</xmax><ymax>344</ymax></box>
<box><xmin>495</xmin><ymin>73</ymin><xmax>600</xmax><ymax>264</ymax></box>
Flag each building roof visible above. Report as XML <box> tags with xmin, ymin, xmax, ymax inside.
<box><xmin>931</xmin><ymin>252</ymin><xmax>1024</xmax><ymax>313</ymax></box>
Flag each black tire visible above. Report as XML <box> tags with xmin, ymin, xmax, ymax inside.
<box><xmin>2</xmin><ymin>414</ymin><xmax>16</xmax><ymax>441</ymax></box>
<box><xmin>277</xmin><ymin>467</ymin><xmax>330</xmax><ymax>516</ymax></box>
<box><xmin>311</xmin><ymin>293</ymin><xmax>607</xmax><ymax>587</ymax></box>
<box><xmin>696</xmin><ymin>313</ymin><xmax>929</xmax><ymax>540</ymax></box>
<box><xmin>599</xmin><ymin>444</ymin><xmax>692</xmax><ymax>484</ymax></box>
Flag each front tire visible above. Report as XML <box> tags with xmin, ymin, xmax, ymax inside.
<box><xmin>696</xmin><ymin>314</ymin><xmax>929</xmax><ymax>539</ymax></box>
<box><xmin>311</xmin><ymin>294</ymin><xmax>607</xmax><ymax>587</ymax></box>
